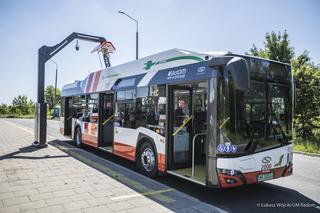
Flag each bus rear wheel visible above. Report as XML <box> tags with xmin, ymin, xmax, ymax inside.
<box><xmin>138</xmin><ymin>141</ymin><xmax>158</xmax><ymax>178</ymax></box>
<box><xmin>74</xmin><ymin>127</ymin><xmax>82</xmax><ymax>148</ymax></box>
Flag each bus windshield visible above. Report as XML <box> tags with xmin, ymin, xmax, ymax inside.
<box><xmin>218</xmin><ymin>78</ymin><xmax>292</xmax><ymax>156</ymax></box>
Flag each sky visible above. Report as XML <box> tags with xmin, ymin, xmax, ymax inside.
<box><xmin>0</xmin><ymin>0</ymin><xmax>319</xmax><ymax>104</ymax></box>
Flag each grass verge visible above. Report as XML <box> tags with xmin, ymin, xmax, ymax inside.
<box><xmin>294</xmin><ymin>137</ymin><xmax>320</xmax><ymax>154</ymax></box>
<box><xmin>0</xmin><ymin>114</ymin><xmax>35</xmax><ymax>119</ymax></box>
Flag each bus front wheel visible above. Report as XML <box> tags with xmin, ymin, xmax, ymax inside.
<box><xmin>138</xmin><ymin>141</ymin><xmax>158</xmax><ymax>178</ymax></box>
<box><xmin>74</xmin><ymin>127</ymin><xmax>82</xmax><ymax>148</ymax></box>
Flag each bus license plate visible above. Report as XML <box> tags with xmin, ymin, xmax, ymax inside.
<box><xmin>257</xmin><ymin>173</ymin><xmax>274</xmax><ymax>182</ymax></box>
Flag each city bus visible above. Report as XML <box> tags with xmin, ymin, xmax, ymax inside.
<box><xmin>60</xmin><ymin>49</ymin><xmax>293</xmax><ymax>188</ymax></box>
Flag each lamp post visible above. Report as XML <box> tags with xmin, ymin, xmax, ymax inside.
<box><xmin>118</xmin><ymin>11</ymin><xmax>139</xmax><ymax>60</ymax></box>
<box><xmin>50</xmin><ymin>59</ymin><xmax>58</xmax><ymax>104</ymax></box>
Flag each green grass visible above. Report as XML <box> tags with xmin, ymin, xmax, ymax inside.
<box><xmin>0</xmin><ymin>114</ymin><xmax>53</xmax><ymax>119</ymax></box>
<box><xmin>0</xmin><ymin>114</ymin><xmax>35</xmax><ymax>119</ymax></box>
<box><xmin>294</xmin><ymin>136</ymin><xmax>320</xmax><ymax>154</ymax></box>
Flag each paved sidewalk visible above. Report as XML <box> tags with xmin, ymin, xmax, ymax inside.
<box><xmin>0</xmin><ymin>119</ymin><xmax>223</xmax><ymax>213</ymax></box>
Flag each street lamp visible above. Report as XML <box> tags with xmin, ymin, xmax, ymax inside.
<box><xmin>50</xmin><ymin>59</ymin><xmax>58</xmax><ymax>104</ymax></box>
<box><xmin>118</xmin><ymin>11</ymin><xmax>139</xmax><ymax>60</ymax></box>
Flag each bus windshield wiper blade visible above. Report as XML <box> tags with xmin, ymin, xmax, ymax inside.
<box><xmin>272</xmin><ymin>115</ymin><xmax>289</xmax><ymax>144</ymax></box>
<box><xmin>245</xmin><ymin>138</ymin><xmax>258</xmax><ymax>154</ymax></box>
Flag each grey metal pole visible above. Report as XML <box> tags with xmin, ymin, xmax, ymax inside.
<box><xmin>33</xmin><ymin>46</ymin><xmax>47</xmax><ymax>148</ymax></box>
<box><xmin>118</xmin><ymin>11</ymin><xmax>139</xmax><ymax>60</ymax></box>
<box><xmin>50</xmin><ymin>59</ymin><xmax>58</xmax><ymax>103</ymax></box>
<box><xmin>55</xmin><ymin>68</ymin><xmax>57</xmax><ymax>100</ymax></box>
<box><xmin>136</xmin><ymin>30</ymin><xmax>138</xmax><ymax>60</ymax></box>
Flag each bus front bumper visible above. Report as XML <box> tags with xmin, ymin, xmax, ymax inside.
<box><xmin>217</xmin><ymin>163</ymin><xmax>293</xmax><ymax>188</ymax></box>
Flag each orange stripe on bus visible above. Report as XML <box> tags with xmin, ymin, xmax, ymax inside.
<box><xmin>82</xmin><ymin>134</ymin><xmax>98</xmax><ymax>147</ymax></box>
<box><xmin>157</xmin><ymin>153</ymin><xmax>166</xmax><ymax>172</ymax></box>
<box><xmin>113</xmin><ymin>142</ymin><xmax>136</xmax><ymax>161</ymax></box>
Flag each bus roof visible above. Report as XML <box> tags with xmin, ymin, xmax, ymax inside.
<box><xmin>61</xmin><ymin>48</ymin><xmax>289</xmax><ymax>97</ymax></box>
<box><xmin>62</xmin><ymin>48</ymin><xmax>222</xmax><ymax>96</ymax></box>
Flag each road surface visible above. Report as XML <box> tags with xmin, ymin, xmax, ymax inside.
<box><xmin>5</xmin><ymin>118</ymin><xmax>320</xmax><ymax>212</ymax></box>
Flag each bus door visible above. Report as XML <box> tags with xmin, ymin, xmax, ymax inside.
<box><xmin>170</xmin><ymin>86</ymin><xmax>193</xmax><ymax>169</ymax></box>
<box><xmin>99</xmin><ymin>93</ymin><xmax>114</xmax><ymax>152</ymax></box>
<box><xmin>168</xmin><ymin>82</ymin><xmax>208</xmax><ymax>184</ymax></box>
<box><xmin>64</xmin><ymin>97</ymin><xmax>72</xmax><ymax>136</ymax></box>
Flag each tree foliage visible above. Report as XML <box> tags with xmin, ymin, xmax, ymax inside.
<box><xmin>0</xmin><ymin>85</ymin><xmax>61</xmax><ymax>117</ymax></box>
<box><xmin>292</xmin><ymin>51</ymin><xmax>320</xmax><ymax>138</ymax></box>
<box><xmin>0</xmin><ymin>104</ymin><xmax>10</xmax><ymax>115</ymax></box>
<box><xmin>11</xmin><ymin>95</ymin><xmax>35</xmax><ymax>115</ymax></box>
<box><xmin>44</xmin><ymin>85</ymin><xmax>61</xmax><ymax>111</ymax></box>
<box><xmin>248</xmin><ymin>30</ymin><xmax>295</xmax><ymax>63</ymax></box>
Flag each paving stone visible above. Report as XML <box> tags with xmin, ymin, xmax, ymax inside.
<box><xmin>70</xmin><ymin>192</ymin><xmax>94</xmax><ymax>201</ymax></box>
<box><xmin>127</xmin><ymin>197</ymin><xmax>155</xmax><ymax>207</ymax></box>
<box><xmin>107</xmin><ymin>201</ymin><xmax>134</xmax><ymax>211</ymax></box>
<box><xmin>14</xmin><ymin>189</ymin><xmax>39</xmax><ymax>197</ymax></box>
<box><xmin>126</xmin><ymin>206</ymin><xmax>165</xmax><ymax>213</ymax></box>
<box><xmin>89</xmin><ymin>190</ymin><xmax>113</xmax><ymax>198</ymax></box>
<box><xmin>52</xmin><ymin>189</ymin><xmax>76</xmax><ymax>197</ymax></box>
<box><xmin>45</xmin><ymin>196</ymin><xmax>73</xmax><ymax>206</ymax></box>
<box><xmin>36</xmin><ymin>205</ymin><xmax>65</xmax><ymax>213</ymax></box>
<box><xmin>0</xmin><ymin>205</ymin><xmax>20</xmax><ymax>213</ymax></box>
<box><xmin>87</xmin><ymin>197</ymin><xmax>113</xmax><ymax>206</ymax></box>
<box><xmin>23</xmin><ymin>209</ymin><xmax>38</xmax><ymax>213</ymax></box>
<box><xmin>18</xmin><ymin>200</ymin><xmax>47</xmax><ymax>211</ymax></box>
<box><xmin>63</xmin><ymin>200</ymin><xmax>90</xmax><ymax>211</ymax></box>
<box><xmin>82</xmin><ymin>205</ymin><xmax>112</xmax><ymax>213</ymax></box>
<box><xmin>3</xmin><ymin>196</ymin><xmax>30</xmax><ymax>206</ymax></box>
<box><xmin>29</xmin><ymin>192</ymin><xmax>54</xmax><ymax>201</ymax></box>
<box><xmin>0</xmin><ymin>192</ymin><xmax>15</xmax><ymax>200</ymax></box>
<box><xmin>74</xmin><ymin>186</ymin><xmax>96</xmax><ymax>194</ymax></box>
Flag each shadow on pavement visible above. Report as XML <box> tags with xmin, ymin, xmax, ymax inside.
<box><xmin>49</xmin><ymin>139</ymin><xmax>320</xmax><ymax>213</ymax></box>
<box><xmin>159</xmin><ymin>173</ymin><xmax>320</xmax><ymax>213</ymax></box>
<box><xmin>0</xmin><ymin>145</ymin><xmax>70</xmax><ymax>160</ymax></box>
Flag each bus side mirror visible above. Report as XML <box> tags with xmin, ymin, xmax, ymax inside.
<box><xmin>226</xmin><ymin>57</ymin><xmax>250</xmax><ymax>91</ymax></box>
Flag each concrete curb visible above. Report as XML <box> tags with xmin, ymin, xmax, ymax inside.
<box><xmin>293</xmin><ymin>151</ymin><xmax>320</xmax><ymax>157</ymax></box>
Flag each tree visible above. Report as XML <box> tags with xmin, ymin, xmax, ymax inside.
<box><xmin>44</xmin><ymin>85</ymin><xmax>61</xmax><ymax>111</ymax></box>
<box><xmin>292</xmin><ymin>51</ymin><xmax>320</xmax><ymax>139</ymax></box>
<box><xmin>11</xmin><ymin>95</ymin><xmax>35</xmax><ymax>115</ymax></box>
<box><xmin>247</xmin><ymin>30</ymin><xmax>295</xmax><ymax>63</ymax></box>
<box><xmin>0</xmin><ymin>104</ymin><xmax>10</xmax><ymax>115</ymax></box>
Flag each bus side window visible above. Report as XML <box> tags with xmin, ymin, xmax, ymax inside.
<box><xmin>136</xmin><ymin>85</ymin><xmax>166</xmax><ymax>135</ymax></box>
<box><xmin>87</xmin><ymin>94</ymin><xmax>99</xmax><ymax>123</ymax></box>
<box><xmin>115</xmin><ymin>102</ymin><xmax>135</xmax><ymax>129</ymax></box>
<box><xmin>72</xmin><ymin>95</ymin><xmax>86</xmax><ymax>119</ymax></box>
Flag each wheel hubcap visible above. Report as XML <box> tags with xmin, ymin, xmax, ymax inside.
<box><xmin>141</xmin><ymin>148</ymin><xmax>155</xmax><ymax>172</ymax></box>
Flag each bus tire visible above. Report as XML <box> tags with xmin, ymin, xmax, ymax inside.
<box><xmin>138</xmin><ymin>141</ymin><xmax>158</xmax><ymax>178</ymax></box>
<box><xmin>74</xmin><ymin>127</ymin><xmax>82</xmax><ymax>148</ymax></box>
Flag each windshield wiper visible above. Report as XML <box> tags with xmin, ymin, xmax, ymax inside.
<box><xmin>245</xmin><ymin>140</ymin><xmax>257</xmax><ymax>154</ymax></box>
<box><xmin>245</xmin><ymin>127</ymin><xmax>260</xmax><ymax>154</ymax></box>
<box><xmin>271</xmin><ymin>115</ymin><xmax>289</xmax><ymax>144</ymax></box>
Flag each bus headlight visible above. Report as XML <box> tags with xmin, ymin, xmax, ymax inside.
<box><xmin>218</xmin><ymin>168</ymin><xmax>239</xmax><ymax>176</ymax></box>
<box><xmin>217</xmin><ymin>168</ymin><xmax>244</xmax><ymax>187</ymax></box>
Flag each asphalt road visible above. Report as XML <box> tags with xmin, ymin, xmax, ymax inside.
<box><xmin>5</xmin><ymin>118</ymin><xmax>320</xmax><ymax>213</ymax></box>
